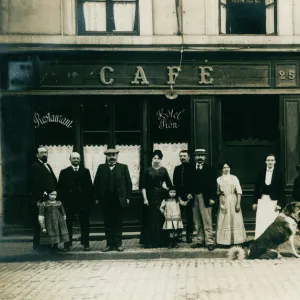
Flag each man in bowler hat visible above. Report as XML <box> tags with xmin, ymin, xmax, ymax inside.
<box><xmin>94</xmin><ymin>148</ymin><xmax>132</xmax><ymax>252</ymax></box>
<box><xmin>191</xmin><ymin>149</ymin><xmax>217</xmax><ymax>251</ymax></box>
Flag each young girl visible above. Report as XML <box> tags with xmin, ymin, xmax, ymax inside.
<box><xmin>160</xmin><ymin>186</ymin><xmax>185</xmax><ymax>248</ymax></box>
<box><xmin>38</xmin><ymin>190</ymin><xmax>69</xmax><ymax>251</ymax></box>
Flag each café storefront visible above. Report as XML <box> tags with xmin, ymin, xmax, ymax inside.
<box><xmin>1</xmin><ymin>51</ymin><xmax>300</xmax><ymax>234</ymax></box>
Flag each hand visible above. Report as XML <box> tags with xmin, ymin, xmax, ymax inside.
<box><xmin>209</xmin><ymin>199</ymin><xmax>215</xmax><ymax>206</ymax></box>
<box><xmin>43</xmin><ymin>191</ymin><xmax>48</xmax><ymax>196</ymax></box>
<box><xmin>127</xmin><ymin>199</ymin><xmax>130</xmax><ymax>205</ymax></box>
<box><xmin>252</xmin><ymin>204</ymin><xmax>257</xmax><ymax>211</ymax></box>
<box><xmin>63</xmin><ymin>215</ymin><xmax>66</xmax><ymax>221</ymax></box>
<box><xmin>275</xmin><ymin>205</ymin><xmax>281</xmax><ymax>211</ymax></box>
<box><xmin>220</xmin><ymin>204</ymin><xmax>227</xmax><ymax>214</ymax></box>
<box><xmin>42</xmin><ymin>228</ymin><xmax>47</xmax><ymax>233</ymax></box>
<box><xmin>235</xmin><ymin>204</ymin><xmax>241</xmax><ymax>213</ymax></box>
<box><xmin>95</xmin><ymin>199</ymin><xmax>99</xmax><ymax>205</ymax></box>
<box><xmin>187</xmin><ymin>194</ymin><xmax>193</xmax><ymax>200</ymax></box>
<box><xmin>143</xmin><ymin>199</ymin><xmax>149</xmax><ymax>206</ymax></box>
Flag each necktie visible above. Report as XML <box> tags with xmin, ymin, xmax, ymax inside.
<box><xmin>74</xmin><ymin>167</ymin><xmax>78</xmax><ymax>172</ymax></box>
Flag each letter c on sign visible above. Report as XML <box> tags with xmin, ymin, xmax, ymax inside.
<box><xmin>100</xmin><ymin>66</ymin><xmax>114</xmax><ymax>85</ymax></box>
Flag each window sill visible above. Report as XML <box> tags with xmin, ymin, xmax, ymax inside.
<box><xmin>77</xmin><ymin>31</ymin><xmax>140</xmax><ymax>36</ymax></box>
<box><xmin>219</xmin><ymin>33</ymin><xmax>277</xmax><ymax>36</ymax></box>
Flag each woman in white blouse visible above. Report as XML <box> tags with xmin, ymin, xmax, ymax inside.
<box><xmin>216</xmin><ymin>162</ymin><xmax>247</xmax><ymax>246</ymax></box>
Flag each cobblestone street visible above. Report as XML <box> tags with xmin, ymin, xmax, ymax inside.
<box><xmin>1</xmin><ymin>258</ymin><xmax>300</xmax><ymax>300</ymax></box>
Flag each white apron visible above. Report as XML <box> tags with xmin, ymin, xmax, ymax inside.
<box><xmin>254</xmin><ymin>195</ymin><xmax>279</xmax><ymax>240</ymax></box>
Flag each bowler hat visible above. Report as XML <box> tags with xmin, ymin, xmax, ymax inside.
<box><xmin>104</xmin><ymin>148</ymin><xmax>119</xmax><ymax>155</ymax></box>
<box><xmin>193</xmin><ymin>149</ymin><xmax>208</xmax><ymax>155</ymax></box>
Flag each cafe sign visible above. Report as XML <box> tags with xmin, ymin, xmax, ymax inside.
<box><xmin>7</xmin><ymin>60</ymin><xmax>299</xmax><ymax>89</ymax></box>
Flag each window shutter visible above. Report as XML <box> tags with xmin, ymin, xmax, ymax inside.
<box><xmin>220</xmin><ymin>0</ymin><xmax>227</xmax><ymax>34</ymax></box>
<box><xmin>265</xmin><ymin>0</ymin><xmax>275</xmax><ymax>34</ymax></box>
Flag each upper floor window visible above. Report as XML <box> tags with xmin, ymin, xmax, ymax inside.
<box><xmin>220</xmin><ymin>0</ymin><xmax>276</xmax><ymax>34</ymax></box>
<box><xmin>77</xmin><ymin>0</ymin><xmax>139</xmax><ymax>34</ymax></box>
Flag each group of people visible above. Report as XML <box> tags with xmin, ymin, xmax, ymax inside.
<box><xmin>30</xmin><ymin>147</ymin><xmax>131</xmax><ymax>252</ymax></box>
<box><xmin>29</xmin><ymin>145</ymin><xmax>287</xmax><ymax>253</ymax></box>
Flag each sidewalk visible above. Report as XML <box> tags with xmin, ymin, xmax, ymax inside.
<box><xmin>1</xmin><ymin>232</ymin><xmax>300</xmax><ymax>262</ymax></box>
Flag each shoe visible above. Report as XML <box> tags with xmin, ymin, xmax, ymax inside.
<box><xmin>190</xmin><ymin>242</ymin><xmax>203</xmax><ymax>249</ymax></box>
<box><xmin>186</xmin><ymin>237</ymin><xmax>193</xmax><ymax>244</ymax></box>
<box><xmin>115</xmin><ymin>246</ymin><xmax>124</xmax><ymax>252</ymax></box>
<box><xmin>84</xmin><ymin>247</ymin><xmax>91</xmax><ymax>252</ymax></box>
<box><xmin>207</xmin><ymin>244</ymin><xmax>215</xmax><ymax>251</ymax></box>
<box><xmin>103</xmin><ymin>246</ymin><xmax>114</xmax><ymax>252</ymax></box>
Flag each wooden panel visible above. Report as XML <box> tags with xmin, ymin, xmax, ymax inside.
<box><xmin>182</xmin><ymin>0</ymin><xmax>206</xmax><ymax>35</ymax></box>
<box><xmin>281</xmin><ymin>96</ymin><xmax>300</xmax><ymax>185</ymax></box>
<box><xmin>192</xmin><ymin>97</ymin><xmax>213</xmax><ymax>164</ymax></box>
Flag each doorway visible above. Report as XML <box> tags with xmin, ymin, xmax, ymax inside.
<box><xmin>218</xmin><ymin>95</ymin><xmax>280</xmax><ymax>187</ymax></box>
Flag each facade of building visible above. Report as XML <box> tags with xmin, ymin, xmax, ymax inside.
<box><xmin>1</xmin><ymin>0</ymin><xmax>300</xmax><ymax>233</ymax></box>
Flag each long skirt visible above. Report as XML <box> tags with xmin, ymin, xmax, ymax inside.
<box><xmin>254</xmin><ymin>195</ymin><xmax>279</xmax><ymax>240</ymax></box>
<box><xmin>216</xmin><ymin>193</ymin><xmax>247</xmax><ymax>245</ymax></box>
<box><xmin>139</xmin><ymin>189</ymin><xmax>169</xmax><ymax>248</ymax></box>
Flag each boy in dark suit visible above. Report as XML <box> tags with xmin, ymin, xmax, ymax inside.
<box><xmin>94</xmin><ymin>148</ymin><xmax>132</xmax><ymax>252</ymax></box>
<box><xmin>58</xmin><ymin>152</ymin><xmax>93</xmax><ymax>251</ymax></box>
<box><xmin>29</xmin><ymin>146</ymin><xmax>57</xmax><ymax>251</ymax></box>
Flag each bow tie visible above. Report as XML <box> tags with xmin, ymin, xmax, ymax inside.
<box><xmin>73</xmin><ymin>167</ymin><xmax>79</xmax><ymax>171</ymax></box>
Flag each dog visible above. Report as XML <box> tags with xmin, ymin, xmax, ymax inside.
<box><xmin>228</xmin><ymin>202</ymin><xmax>300</xmax><ymax>260</ymax></box>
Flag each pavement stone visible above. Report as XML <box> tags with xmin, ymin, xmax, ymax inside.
<box><xmin>1</xmin><ymin>233</ymin><xmax>300</xmax><ymax>262</ymax></box>
<box><xmin>1</xmin><ymin>258</ymin><xmax>300</xmax><ymax>300</ymax></box>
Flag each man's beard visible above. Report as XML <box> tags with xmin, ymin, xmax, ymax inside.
<box><xmin>40</xmin><ymin>156</ymin><xmax>48</xmax><ymax>163</ymax></box>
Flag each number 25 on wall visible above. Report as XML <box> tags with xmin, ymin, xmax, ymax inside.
<box><xmin>278</xmin><ymin>70</ymin><xmax>295</xmax><ymax>80</ymax></box>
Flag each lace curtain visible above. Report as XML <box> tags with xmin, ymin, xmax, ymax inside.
<box><xmin>83</xmin><ymin>145</ymin><xmax>140</xmax><ymax>190</ymax></box>
<box><xmin>41</xmin><ymin>145</ymin><xmax>73</xmax><ymax>179</ymax></box>
<box><xmin>153</xmin><ymin>143</ymin><xmax>189</xmax><ymax>182</ymax></box>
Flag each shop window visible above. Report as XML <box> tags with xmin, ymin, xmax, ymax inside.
<box><xmin>82</xmin><ymin>97</ymin><xmax>141</xmax><ymax>190</ymax></box>
<box><xmin>78</xmin><ymin>0</ymin><xmax>139</xmax><ymax>34</ymax></box>
<box><xmin>150</xmin><ymin>97</ymin><xmax>190</xmax><ymax>179</ymax></box>
<box><xmin>33</xmin><ymin>97</ymin><xmax>74</xmax><ymax>178</ymax></box>
<box><xmin>220</xmin><ymin>0</ymin><xmax>276</xmax><ymax>34</ymax></box>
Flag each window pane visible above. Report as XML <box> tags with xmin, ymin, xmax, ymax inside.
<box><xmin>33</xmin><ymin>97</ymin><xmax>74</xmax><ymax>145</ymax></box>
<box><xmin>115</xmin><ymin>132</ymin><xmax>140</xmax><ymax>145</ymax></box>
<box><xmin>150</xmin><ymin>96</ymin><xmax>190</xmax><ymax>144</ymax></box>
<box><xmin>82</xmin><ymin>99</ymin><xmax>109</xmax><ymax>131</ymax></box>
<box><xmin>227</xmin><ymin>0</ymin><xmax>266</xmax><ymax>34</ymax></box>
<box><xmin>115</xmin><ymin>97</ymin><xmax>141</xmax><ymax>131</ymax></box>
<box><xmin>83</xmin><ymin>132</ymin><xmax>109</xmax><ymax>146</ymax></box>
<box><xmin>83</xmin><ymin>1</ymin><xmax>106</xmax><ymax>31</ymax></box>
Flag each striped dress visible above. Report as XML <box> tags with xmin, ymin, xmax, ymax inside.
<box><xmin>216</xmin><ymin>174</ymin><xmax>247</xmax><ymax>245</ymax></box>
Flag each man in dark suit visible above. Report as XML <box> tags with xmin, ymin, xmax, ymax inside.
<box><xmin>190</xmin><ymin>149</ymin><xmax>217</xmax><ymax>251</ymax></box>
<box><xmin>173</xmin><ymin>150</ymin><xmax>194</xmax><ymax>243</ymax></box>
<box><xmin>94</xmin><ymin>148</ymin><xmax>132</xmax><ymax>252</ymax></box>
<box><xmin>253</xmin><ymin>153</ymin><xmax>285</xmax><ymax>239</ymax></box>
<box><xmin>58</xmin><ymin>152</ymin><xmax>93</xmax><ymax>251</ymax></box>
<box><xmin>29</xmin><ymin>146</ymin><xmax>57</xmax><ymax>251</ymax></box>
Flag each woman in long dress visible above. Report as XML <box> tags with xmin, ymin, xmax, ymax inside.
<box><xmin>139</xmin><ymin>150</ymin><xmax>172</xmax><ymax>248</ymax></box>
<box><xmin>216</xmin><ymin>162</ymin><xmax>247</xmax><ymax>246</ymax></box>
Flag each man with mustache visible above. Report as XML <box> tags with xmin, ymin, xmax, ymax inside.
<box><xmin>191</xmin><ymin>149</ymin><xmax>217</xmax><ymax>251</ymax></box>
<box><xmin>29</xmin><ymin>146</ymin><xmax>57</xmax><ymax>251</ymax></box>
<box><xmin>173</xmin><ymin>150</ymin><xmax>194</xmax><ymax>243</ymax></box>
<box><xmin>94</xmin><ymin>148</ymin><xmax>132</xmax><ymax>252</ymax></box>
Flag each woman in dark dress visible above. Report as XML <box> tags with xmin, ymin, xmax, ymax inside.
<box><xmin>140</xmin><ymin>150</ymin><xmax>172</xmax><ymax>248</ymax></box>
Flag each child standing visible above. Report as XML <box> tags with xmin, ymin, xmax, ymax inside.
<box><xmin>38</xmin><ymin>190</ymin><xmax>69</xmax><ymax>251</ymax></box>
<box><xmin>160</xmin><ymin>186</ymin><xmax>185</xmax><ymax>248</ymax></box>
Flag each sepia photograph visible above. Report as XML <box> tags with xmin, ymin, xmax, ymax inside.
<box><xmin>1</xmin><ymin>0</ymin><xmax>300</xmax><ymax>299</ymax></box>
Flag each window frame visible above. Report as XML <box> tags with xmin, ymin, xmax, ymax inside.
<box><xmin>219</xmin><ymin>0</ymin><xmax>277</xmax><ymax>35</ymax></box>
<box><xmin>77</xmin><ymin>0</ymin><xmax>140</xmax><ymax>35</ymax></box>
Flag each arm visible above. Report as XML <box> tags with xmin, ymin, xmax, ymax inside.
<box><xmin>164</xmin><ymin>168</ymin><xmax>172</xmax><ymax>189</ymax></box>
<box><xmin>38</xmin><ymin>202</ymin><xmax>46</xmax><ymax>232</ymax></box>
<box><xmin>141</xmin><ymin>169</ymin><xmax>149</xmax><ymax>206</ymax></box>
<box><xmin>93</xmin><ymin>165</ymin><xmax>101</xmax><ymax>202</ymax></box>
<box><xmin>173</xmin><ymin>167</ymin><xmax>179</xmax><ymax>190</ymax></box>
<box><xmin>59</xmin><ymin>202</ymin><xmax>67</xmax><ymax>220</ymax></box>
<box><xmin>160</xmin><ymin>200</ymin><xmax>166</xmax><ymax>214</ymax></box>
<box><xmin>124</xmin><ymin>165</ymin><xmax>132</xmax><ymax>200</ymax></box>
<box><xmin>234</xmin><ymin>176</ymin><xmax>242</xmax><ymax>212</ymax></box>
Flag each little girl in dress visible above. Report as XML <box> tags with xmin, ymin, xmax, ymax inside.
<box><xmin>160</xmin><ymin>186</ymin><xmax>185</xmax><ymax>248</ymax></box>
<box><xmin>38</xmin><ymin>190</ymin><xmax>69</xmax><ymax>251</ymax></box>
